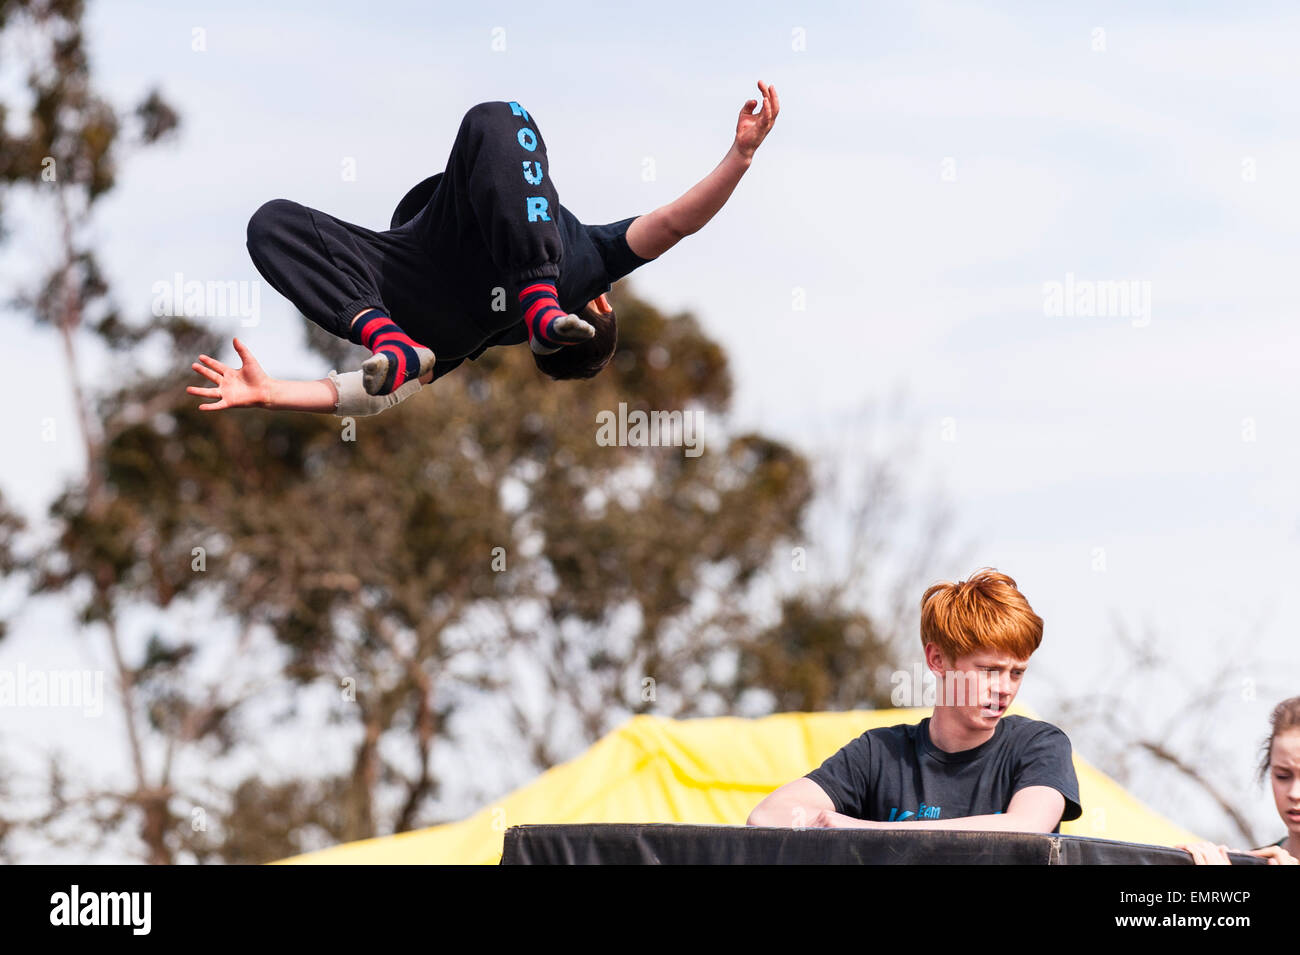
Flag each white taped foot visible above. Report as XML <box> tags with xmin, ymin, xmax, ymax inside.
<box><xmin>362</xmin><ymin>346</ymin><xmax>435</xmax><ymax>396</ymax></box>
<box><xmin>551</xmin><ymin>313</ymin><xmax>596</xmax><ymax>341</ymax></box>
<box><xmin>530</xmin><ymin>314</ymin><xmax>596</xmax><ymax>355</ymax></box>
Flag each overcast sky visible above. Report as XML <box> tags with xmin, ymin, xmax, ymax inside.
<box><xmin>2</xmin><ymin>0</ymin><xmax>1298</xmax><ymax>857</ymax></box>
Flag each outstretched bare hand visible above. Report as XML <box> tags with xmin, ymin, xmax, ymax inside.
<box><xmin>735</xmin><ymin>80</ymin><xmax>780</xmax><ymax>159</ymax></box>
<box><xmin>187</xmin><ymin>337</ymin><xmax>271</xmax><ymax>411</ymax></box>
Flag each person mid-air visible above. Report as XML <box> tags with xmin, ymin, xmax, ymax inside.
<box><xmin>189</xmin><ymin>82</ymin><xmax>779</xmax><ymax>417</ymax></box>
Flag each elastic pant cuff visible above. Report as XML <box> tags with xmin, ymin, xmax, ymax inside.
<box><xmin>511</xmin><ymin>264</ymin><xmax>561</xmax><ymax>286</ymax></box>
<box><xmin>337</xmin><ymin>297</ymin><xmax>388</xmax><ymax>340</ymax></box>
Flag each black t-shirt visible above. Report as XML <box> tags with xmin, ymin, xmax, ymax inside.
<box><xmin>390</xmin><ymin>174</ymin><xmax>654</xmax><ymax>379</ymax></box>
<box><xmin>557</xmin><ymin>208</ymin><xmax>652</xmax><ymax>308</ymax></box>
<box><xmin>805</xmin><ymin>715</ymin><xmax>1083</xmax><ymax>833</ymax></box>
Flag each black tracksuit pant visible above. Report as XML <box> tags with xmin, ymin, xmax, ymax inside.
<box><xmin>244</xmin><ymin>101</ymin><xmax>563</xmax><ymax>356</ymax></box>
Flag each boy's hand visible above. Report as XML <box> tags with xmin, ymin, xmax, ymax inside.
<box><xmin>1176</xmin><ymin>841</ymin><xmax>1232</xmax><ymax>865</ymax></box>
<box><xmin>734</xmin><ymin>80</ymin><xmax>780</xmax><ymax>159</ymax></box>
<box><xmin>188</xmin><ymin>337</ymin><xmax>272</xmax><ymax>410</ymax></box>
<box><xmin>1248</xmin><ymin>845</ymin><xmax>1298</xmax><ymax>865</ymax></box>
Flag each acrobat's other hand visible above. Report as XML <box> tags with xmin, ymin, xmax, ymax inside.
<box><xmin>735</xmin><ymin>80</ymin><xmax>779</xmax><ymax>159</ymax></box>
<box><xmin>188</xmin><ymin>337</ymin><xmax>271</xmax><ymax>410</ymax></box>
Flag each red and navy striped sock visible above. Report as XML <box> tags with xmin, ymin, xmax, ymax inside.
<box><xmin>348</xmin><ymin>309</ymin><xmax>431</xmax><ymax>394</ymax></box>
<box><xmin>518</xmin><ymin>280</ymin><xmax>569</xmax><ymax>349</ymax></box>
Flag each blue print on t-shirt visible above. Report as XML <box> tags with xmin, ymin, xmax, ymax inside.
<box><xmin>888</xmin><ymin>804</ymin><xmax>942</xmax><ymax>820</ymax></box>
<box><xmin>885</xmin><ymin>806</ymin><xmax>1006</xmax><ymax>821</ymax></box>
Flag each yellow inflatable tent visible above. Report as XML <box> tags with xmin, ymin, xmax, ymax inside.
<box><xmin>277</xmin><ymin>706</ymin><xmax>1203</xmax><ymax>864</ymax></box>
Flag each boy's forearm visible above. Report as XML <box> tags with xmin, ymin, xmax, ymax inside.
<box><xmin>828</xmin><ymin>812</ymin><xmax>1054</xmax><ymax>833</ymax></box>
<box><xmin>747</xmin><ymin>800</ymin><xmax>817</xmax><ymax>827</ymax></box>
<box><xmin>890</xmin><ymin>813</ymin><xmax>1046</xmax><ymax>832</ymax></box>
<box><xmin>264</xmin><ymin>377</ymin><xmax>339</xmax><ymax>414</ymax></box>
<box><xmin>664</xmin><ymin>142</ymin><xmax>752</xmax><ymax>236</ymax></box>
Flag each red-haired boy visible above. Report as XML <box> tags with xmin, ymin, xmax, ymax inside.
<box><xmin>748</xmin><ymin>569</ymin><xmax>1081</xmax><ymax>833</ymax></box>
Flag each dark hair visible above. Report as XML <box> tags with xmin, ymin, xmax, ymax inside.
<box><xmin>532</xmin><ymin>307</ymin><xmax>617</xmax><ymax>380</ymax></box>
<box><xmin>1258</xmin><ymin>696</ymin><xmax>1300</xmax><ymax>783</ymax></box>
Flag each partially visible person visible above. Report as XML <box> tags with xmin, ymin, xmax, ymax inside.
<box><xmin>1176</xmin><ymin>695</ymin><xmax>1300</xmax><ymax>865</ymax></box>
